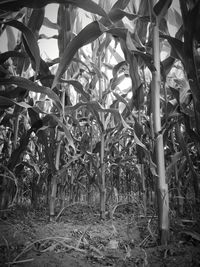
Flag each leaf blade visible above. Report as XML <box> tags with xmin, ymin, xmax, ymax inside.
<box><xmin>3</xmin><ymin>20</ymin><xmax>40</xmax><ymax>79</ymax></box>
<box><xmin>0</xmin><ymin>76</ymin><xmax>62</xmax><ymax>111</ymax></box>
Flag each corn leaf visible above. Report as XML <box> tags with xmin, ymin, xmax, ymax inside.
<box><xmin>0</xmin><ymin>51</ymin><xmax>27</xmax><ymax>65</ymax></box>
<box><xmin>61</xmin><ymin>79</ymin><xmax>90</xmax><ymax>101</ymax></box>
<box><xmin>52</xmin><ymin>21</ymin><xmax>102</xmax><ymax>89</ymax></box>
<box><xmin>67</xmin><ymin>0</ymin><xmax>108</xmax><ymax>19</ymax></box>
<box><xmin>48</xmin><ymin>114</ymin><xmax>75</xmax><ymax>151</ymax></box>
<box><xmin>0</xmin><ymin>76</ymin><xmax>62</xmax><ymax>111</ymax></box>
<box><xmin>111</xmin><ymin>0</ymin><xmax>130</xmax><ymax>10</ymax></box>
<box><xmin>160</xmin><ymin>34</ymin><xmax>184</xmax><ymax>62</ymax></box>
<box><xmin>3</xmin><ymin>20</ymin><xmax>40</xmax><ymax>78</ymax></box>
<box><xmin>0</xmin><ymin>96</ymin><xmax>47</xmax><ymax>113</ymax></box>
<box><xmin>43</xmin><ymin>17</ymin><xmax>60</xmax><ymax>30</ymax></box>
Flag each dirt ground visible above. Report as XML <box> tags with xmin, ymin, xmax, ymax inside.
<box><xmin>0</xmin><ymin>203</ymin><xmax>200</xmax><ymax>267</ymax></box>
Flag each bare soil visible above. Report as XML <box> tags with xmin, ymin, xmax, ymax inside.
<box><xmin>0</xmin><ymin>203</ymin><xmax>200</xmax><ymax>267</ymax></box>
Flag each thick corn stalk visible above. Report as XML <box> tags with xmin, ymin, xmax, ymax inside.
<box><xmin>151</xmin><ymin>0</ymin><xmax>169</xmax><ymax>245</ymax></box>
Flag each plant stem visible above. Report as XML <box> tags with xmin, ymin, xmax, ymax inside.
<box><xmin>98</xmin><ymin>52</ymin><xmax>106</xmax><ymax>219</ymax></box>
<box><xmin>151</xmin><ymin>0</ymin><xmax>169</xmax><ymax>245</ymax></box>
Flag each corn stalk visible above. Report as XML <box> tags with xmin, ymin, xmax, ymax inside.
<box><xmin>98</xmin><ymin>51</ymin><xmax>106</xmax><ymax>219</ymax></box>
<box><xmin>151</xmin><ymin>0</ymin><xmax>169</xmax><ymax>245</ymax></box>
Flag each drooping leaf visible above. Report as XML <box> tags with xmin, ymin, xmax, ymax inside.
<box><xmin>66</xmin><ymin>0</ymin><xmax>108</xmax><ymax>19</ymax></box>
<box><xmin>113</xmin><ymin>61</ymin><xmax>128</xmax><ymax>77</ymax></box>
<box><xmin>28</xmin><ymin>8</ymin><xmax>45</xmax><ymax>36</ymax></box>
<box><xmin>133</xmin><ymin>132</ymin><xmax>146</xmax><ymax>150</ymax></box>
<box><xmin>129</xmin><ymin>129</ymin><xmax>158</xmax><ymax>177</ymax></box>
<box><xmin>65</xmin><ymin>100</ymin><xmax>129</xmax><ymax>129</ymax></box>
<box><xmin>52</xmin><ymin>8</ymin><xmax>135</xmax><ymax>89</ymax></box>
<box><xmin>43</xmin><ymin>17</ymin><xmax>60</xmax><ymax>30</ymax></box>
<box><xmin>39</xmin><ymin>33</ymin><xmax>58</xmax><ymax>39</ymax></box>
<box><xmin>7</xmin><ymin>119</ymin><xmax>43</xmax><ymax>171</ymax></box>
<box><xmin>0</xmin><ymin>0</ymin><xmax>108</xmax><ymax>18</ymax></box>
<box><xmin>61</xmin><ymin>79</ymin><xmax>90</xmax><ymax>101</ymax></box>
<box><xmin>90</xmin><ymin>61</ymin><xmax>105</xmax><ymax>80</ymax></box>
<box><xmin>161</xmin><ymin>56</ymin><xmax>175</xmax><ymax>77</ymax></box>
<box><xmin>0</xmin><ymin>76</ymin><xmax>62</xmax><ymax>111</ymax></box>
<box><xmin>28</xmin><ymin>107</ymin><xmax>56</xmax><ymax>172</ymax></box>
<box><xmin>72</xmin><ymin>57</ymin><xmax>92</xmax><ymax>74</ymax></box>
<box><xmin>108</xmin><ymin>45</ymin><xmax>124</xmax><ymax>62</ymax></box>
<box><xmin>126</xmin><ymin>32</ymin><xmax>155</xmax><ymax>71</ymax></box>
<box><xmin>52</xmin><ymin>21</ymin><xmax>102</xmax><ymax>89</ymax></box>
<box><xmin>111</xmin><ymin>0</ymin><xmax>130</xmax><ymax>10</ymax></box>
<box><xmin>160</xmin><ymin>34</ymin><xmax>184</xmax><ymax>62</ymax></box>
<box><xmin>167</xmin><ymin>7</ymin><xmax>183</xmax><ymax>31</ymax></box>
<box><xmin>153</xmin><ymin>0</ymin><xmax>172</xmax><ymax>17</ymax></box>
<box><xmin>113</xmin><ymin>92</ymin><xmax>131</xmax><ymax>112</ymax></box>
<box><xmin>107</xmin><ymin>27</ymin><xmax>128</xmax><ymax>41</ymax></box>
<box><xmin>0</xmin><ymin>0</ymin><xmax>48</xmax><ymax>11</ymax></box>
<box><xmin>0</xmin><ymin>51</ymin><xmax>27</xmax><ymax>65</ymax></box>
<box><xmin>48</xmin><ymin>114</ymin><xmax>75</xmax><ymax>151</ymax></box>
<box><xmin>111</xmin><ymin>74</ymin><xmax>126</xmax><ymax>91</ymax></box>
<box><xmin>3</xmin><ymin>20</ymin><xmax>40</xmax><ymax>78</ymax></box>
<box><xmin>109</xmin><ymin>8</ymin><xmax>138</xmax><ymax>22</ymax></box>
<box><xmin>0</xmin><ymin>95</ymin><xmax>46</xmax><ymax>113</ymax></box>
<box><xmin>126</xmin><ymin>31</ymin><xmax>142</xmax><ymax>51</ymax></box>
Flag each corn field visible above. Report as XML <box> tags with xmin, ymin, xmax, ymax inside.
<box><xmin>0</xmin><ymin>0</ymin><xmax>200</xmax><ymax>252</ymax></box>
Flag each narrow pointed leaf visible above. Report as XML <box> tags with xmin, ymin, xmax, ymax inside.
<box><xmin>72</xmin><ymin>57</ymin><xmax>92</xmax><ymax>74</ymax></box>
<box><xmin>0</xmin><ymin>96</ymin><xmax>48</xmax><ymax>113</ymax></box>
<box><xmin>52</xmin><ymin>21</ymin><xmax>102</xmax><ymax>89</ymax></box>
<box><xmin>61</xmin><ymin>79</ymin><xmax>90</xmax><ymax>101</ymax></box>
<box><xmin>3</xmin><ymin>20</ymin><xmax>40</xmax><ymax>78</ymax></box>
<box><xmin>111</xmin><ymin>0</ymin><xmax>130</xmax><ymax>10</ymax></box>
<box><xmin>0</xmin><ymin>77</ymin><xmax>62</xmax><ymax>111</ymax></box>
<box><xmin>133</xmin><ymin>131</ymin><xmax>158</xmax><ymax>177</ymax></box>
<box><xmin>0</xmin><ymin>51</ymin><xmax>27</xmax><ymax>65</ymax></box>
<box><xmin>52</xmin><ymin>13</ymin><xmax>134</xmax><ymax>89</ymax></box>
<box><xmin>153</xmin><ymin>0</ymin><xmax>172</xmax><ymax>17</ymax></box>
<box><xmin>113</xmin><ymin>61</ymin><xmax>127</xmax><ymax>77</ymax></box>
<box><xmin>52</xmin><ymin>22</ymin><xmax>134</xmax><ymax>89</ymax></box>
<box><xmin>67</xmin><ymin>0</ymin><xmax>108</xmax><ymax>19</ymax></box>
<box><xmin>113</xmin><ymin>92</ymin><xmax>130</xmax><ymax>111</ymax></box>
<box><xmin>49</xmin><ymin>114</ymin><xmax>75</xmax><ymax>151</ymax></box>
<box><xmin>109</xmin><ymin>8</ymin><xmax>137</xmax><ymax>22</ymax></box>
<box><xmin>28</xmin><ymin>8</ymin><xmax>45</xmax><ymax>34</ymax></box>
<box><xmin>64</xmin><ymin>102</ymin><xmax>103</xmax><ymax>131</ymax></box>
<box><xmin>160</xmin><ymin>34</ymin><xmax>184</xmax><ymax>62</ymax></box>
<box><xmin>0</xmin><ymin>0</ymin><xmax>48</xmax><ymax>10</ymax></box>
<box><xmin>43</xmin><ymin>16</ymin><xmax>60</xmax><ymax>30</ymax></box>
<box><xmin>111</xmin><ymin>75</ymin><xmax>126</xmax><ymax>90</ymax></box>
<box><xmin>0</xmin><ymin>0</ymin><xmax>108</xmax><ymax>18</ymax></box>
<box><xmin>65</xmin><ymin>100</ymin><xmax>127</xmax><ymax>127</ymax></box>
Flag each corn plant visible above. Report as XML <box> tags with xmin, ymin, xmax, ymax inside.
<box><xmin>0</xmin><ymin>0</ymin><xmax>200</xmax><ymax>246</ymax></box>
